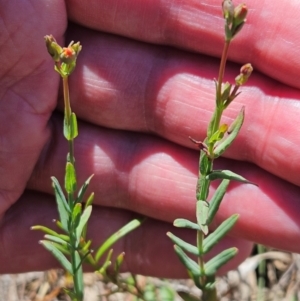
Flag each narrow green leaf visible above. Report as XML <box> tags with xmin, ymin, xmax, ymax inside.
<box><xmin>48</xmin><ymin>241</ymin><xmax>70</xmax><ymax>255</ymax></box>
<box><xmin>174</xmin><ymin>245</ymin><xmax>201</xmax><ymax>278</ymax></box>
<box><xmin>63</xmin><ymin>112</ymin><xmax>78</xmax><ymax>141</ymax></box>
<box><xmin>173</xmin><ymin>219</ymin><xmax>200</xmax><ymax>231</ymax></box>
<box><xmin>177</xmin><ymin>291</ymin><xmax>201</xmax><ymax>301</ymax></box>
<box><xmin>40</xmin><ymin>240</ymin><xmax>72</xmax><ymax>274</ymax></box>
<box><xmin>199</xmin><ymin>151</ymin><xmax>209</xmax><ymax>176</ymax></box>
<box><xmin>220</xmin><ymin>82</ymin><xmax>232</xmax><ymax>103</ymax></box>
<box><xmin>82</xmin><ymin>193</ymin><xmax>94</xmax><ymax>239</ymax></box>
<box><xmin>51</xmin><ymin>176</ymin><xmax>70</xmax><ymax>232</ymax></box>
<box><xmin>206</xmin><ymin>170</ymin><xmax>257</xmax><ymax>185</ymax></box>
<box><xmin>213</xmin><ymin>107</ymin><xmax>244</xmax><ymax>158</ymax></box>
<box><xmin>75</xmin><ymin>205</ymin><xmax>92</xmax><ymax>247</ymax></box>
<box><xmin>44</xmin><ymin>234</ymin><xmax>69</xmax><ymax>246</ymax></box>
<box><xmin>63</xmin><ymin>113</ymin><xmax>70</xmax><ymax>140</ymax></box>
<box><xmin>70</xmin><ymin>112</ymin><xmax>78</xmax><ymax>139</ymax></box>
<box><xmin>207</xmin><ymin>110</ymin><xmax>217</xmax><ymax>139</ymax></box>
<box><xmin>95</xmin><ymin>218</ymin><xmax>144</xmax><ymax>262</ymax></box>
<box><xmin>114</xmin><ymin>252</ymin><xmax>125</xmax><ymax>274</ymax></box>
<box><xmin>31</xmin><ymin>225</ymin><xmax>69</xmax><ymax>241</ymax></box>
<box><xmin>207</xmin><ymin>179</ymin><xmax>230</xmax><ymax>224</ymax></box>
<box><xmin>72</xmin><ymin>203</ymin><xmax>82</xmax><ymax>227</ymax></box>
<box><xmin>80</xmin><ymin>239</ymin><xmax>92</xmax><ymax>253</ymax></box>
<box><xmin>85</xmin><ymin>192</ymin><xmax>94</xmax><ymax>208</ymax></box>
<box><xmin>196</xmin><ymin>201</ymin><xmax>209</xmax><ymax>235</ymax></box>
<box><xmin>76</xmin><ymin>174</ymin><xmax>94</xmax><ymax>204</ymax></box>
<box><xmin>167</xmin><ymin>232</ymin><xmax>198</xmax><ymax>256</ymax></box>
<box><xmin>65</xmin><ymin>162</ymin><xmax>77</xmax><ymax>194</ymax></box>
<box><xmin>205</xmin><ymin>247</ymin><xmax>238</xmax><ymax>276</ymax></box>
<box><xmin>203</xmin><ymin>214</ymin><xmax>239</xmax><ymax>254</ymax></box>
<box><xmin>98</xmin><ymin>249</ymin><xmax>113</xmax><ymax>275</ymax></box>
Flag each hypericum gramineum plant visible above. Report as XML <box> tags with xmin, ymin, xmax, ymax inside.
<box><xmin>167</xmin><ymin>1</ymin><xmax>255</xmax><ymax>300</ymax></box>
<box><xmin>31</xmin><ymin>36</ymin><xmax>144</xmax><ymax>301</ymax></box>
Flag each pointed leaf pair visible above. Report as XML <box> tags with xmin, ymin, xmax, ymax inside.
<box><xmin>64</xmin><ymin>112</ymin><xmax>78</xmax><ymax>141</ymax></box>
<box><xmin>65</xmin><ymin>162</ymin><xmax>77</xmax><ymax>194</ymax></box>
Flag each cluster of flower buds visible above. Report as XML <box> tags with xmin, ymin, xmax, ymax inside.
<box><xmin>222</xmin><ymin>0</ymin><xmax>248</xmax><ymax>41</ymax></box>
<box><xmin>45</xmin><ymin>35</ymin><xmax>82</xmax><ymax>77</ymax></box>
<box><xmin>217</xmin><ymin>63</ymin><xmax>253</xmax><ymax>109</ymax></box>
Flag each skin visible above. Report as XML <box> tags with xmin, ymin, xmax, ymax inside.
<box><xmin>0</xmin><ymin>0</ymin><xmax>300</xmax><ymax>277</ymax></box>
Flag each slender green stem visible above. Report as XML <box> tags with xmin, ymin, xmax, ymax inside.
<box><xmin>63</xmin><ymin>75</ymin><xmax>82</xmax><ymax>301</ymax></box>
<box><xmin>196</xmin><ymin>38</ymin><xmax>232</xmax><ymax>301</ymax></box>
<box><xmin>216</xmin><ymin>41</ymin><xmax>230</xmax><ymax>102</ymax></box>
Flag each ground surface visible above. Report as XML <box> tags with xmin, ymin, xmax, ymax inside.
<box><xmin>0</xmin><ymin>249</ymin><xmax>298</xmax><ymax>301</ymax></box>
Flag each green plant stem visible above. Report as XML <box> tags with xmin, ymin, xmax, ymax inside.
<box><xmin>63</xmin><ymin>76</ymin><xmax>82</xmax><ymax>301</ymax></box>
<box><xmin>196</xmin><ymin>39</ymin><xmax>232</xmax><ymax>301</ymax></box>
<box><xmin>202</xmin><ymin>287</ymin><xmax>218</xmax><ymax>301</ymax></box>
<box><xmin>216</xmin><ymin>41</ymin><xmax>230</xmax><ymax>101</ymax></box>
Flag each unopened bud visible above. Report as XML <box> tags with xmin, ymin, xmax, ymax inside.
<box><xmin>222</xmin><ymin>0</ymin><xmax>234</xmax><ymax>25</ymax></box>
<box><xmin>71</xmin><ymin>42</ymin><xmax>82</xmax><ymax>56</ymax></box>
<box><xmin>44</xmin><ymin>35</ymin><xmax>62</xmax><ymax>62</ymax></box>
<box><xmin>233</xmin><ymin>4</ymin><xmax>248</xmax><ymax>28</ymax></box>
<box><xmin>235</xmin><ymin>63</ymin><xmax>253</xmax><ymax>85</ymax></box>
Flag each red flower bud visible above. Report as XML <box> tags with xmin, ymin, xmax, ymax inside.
<box><xmin>233</xmin><ymin>4</ymin><xmax>248</xmax><ymax>27</ymax></box>
<box><xmin>235</xmin><ymin>63</ymin><xmax>253</xmax><ymax>86</ymax></box>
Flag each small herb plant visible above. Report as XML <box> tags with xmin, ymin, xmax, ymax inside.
<box><xmin>31</xmin><ymin>1</ymin><xmax>254</xmax><ymax>300</ymax></box>
<box><xmin>167</xmin><ymin>1</ymin><xmax>254</xmax><ymax>300</ymax></box>
<box><xmin>31</xmin><ymin>36</ymin><xmax>144</xmax><ymax>301</ymax></box>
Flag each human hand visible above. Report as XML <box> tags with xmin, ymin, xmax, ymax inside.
<box><xmin>1</xmin><ymin>0</ymin><xmax>299</xmax><ymax>277</ymax></box>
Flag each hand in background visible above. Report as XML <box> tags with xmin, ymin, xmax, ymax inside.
<box><xmin>0</xmin><ymin>0</ymin><xmax>299</xmax><ymax>276</ymax></box>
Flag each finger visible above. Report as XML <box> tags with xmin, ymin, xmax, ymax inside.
<box><xmin>66</xmin><ymin>0</ymin><xmax>300</xmax><ymax>89</ymax></box>
<box><xmin>58</xmin><ymin>26</ymin><xmax>300</xmax><ymax>187</ymax></box>
<box><xmin>29</xmin><ymin>115</ymin><xmax>300</xmax><ymax>253</ymax></box>
<box><xmin>0</xmin><ymin>0</ymin><xmax>66</xmax><ymax>212</ymax></box>
<box><xmin>0</xmin><ymin>191</ymin><xmax>253</xmax><ymax>275</ymax></box>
